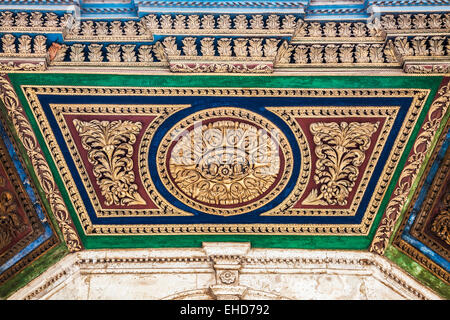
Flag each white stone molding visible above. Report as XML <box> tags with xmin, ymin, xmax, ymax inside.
<box><xmin>8</xmin><ymin>243</ymin><xmax>443</xmax><ymax>300</ymax></box>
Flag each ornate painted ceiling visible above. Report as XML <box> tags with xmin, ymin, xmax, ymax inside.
<box><xmin>0</xmin><ymin>0</ymin><xmax>449</xmax><ymax>299</ymax></box>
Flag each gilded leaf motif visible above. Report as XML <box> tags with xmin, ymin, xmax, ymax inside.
<box><xmin>73</xmin><ymin>119</ymin><xmax>145</xmax><ymax>206</ymax></box>
<box><xmin>303</xmin><ymin>121</ymin><xmax>379</xmax><ymax>206</ymax></box>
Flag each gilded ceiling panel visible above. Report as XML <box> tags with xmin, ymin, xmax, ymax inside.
<box><xmin>0</xmin><ymin>73</ymin><xmax>442</xmax><ymax>252</ymax></box>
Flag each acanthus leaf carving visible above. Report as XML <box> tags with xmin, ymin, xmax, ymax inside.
<box><xmin>293</xmin><ymin>45</ymin><xmax>308</xmax><ymax>64</ymax></box>
<box><xmin>174</xmin><ymin>15</ymin><xmax>186</xmax><ymax>30</ymax></box>
<box><xmin>274</xmin><ymin>40</ymin><xmax>294</xmax><ymax>64</ymax></box>
<box><xmin>429</xmin><ymin>36</ymin><xmax>445</xmax><ymax>56</ymax></box>
<box><xmin>88</xmin><ymin>44</ymin><xmax>103</xmax><ymax>62</ymax></box>
<box><xmin>182</xmin><ymin>37</ymin><xmax>198</xmax><ymax>56</ymax></box>
<box><xmin>263</xmin><ymin>39</ymin><xmax>280</xmax><ymax>58</ymax></box>
<box><xmin>266</xmin><ymin>15</ymin><xmax>280</xmax><ymax>30</ymax></box>
<box><xmin>1</xmin><ymin>34</ymin><xmax>16</xmax><ymax>54</ymax></box>
<box><xmin>233</xmin><ymin>38</ymin><xmax>248</xmax><ymax>57</ymax></box>
<box><xmin>248</xmin><ymin>38</ymin><xmax>263</xmax><ymax>58</ymax></box>
<box><xmin>33</xmin><ymin>35</ymin><xmax>47</xmax><ymax>55</ymax></box>
<box><xmin>250</xmin><ymin>15</ymin><xmax>264</xmax><ymax>30</ymax></box>
<box><xmin>234</xmin><ymin>15</ymin><xmax>248</xmax><ymax>30</ymax></box>
<box><xmin>324</xmin><ymin>45</ymin><xmax>338</xmax><ymax>64</ymax></box>
<box><xmin>69</xmin><ymin>44</ymin><xmax>85</xmax><ymax>62</ymax></box>
<box><xmin>138</xmin><ymin>45</ymin><xmax>153</xmax><ymax>62</ymax></box>
<box><xmin>200</xmin><ymin>38</ymin><xmax>215</xmax><ymax>57</ymax></box>
<box><xmin>122</xmin><ymin>44</ymin><xmax>136</xmax><ymax>62</ymax></box>
<box><xmin>73</xmin><ymin>119</ymin><xmax>146</xmax><ymax>207</ymax></box>
<box><xmin>163</xmin><ymin>36</ymin><xmax>180</xmax><ymax>57</ymax></box>
<box><xmin>217</xmin><ymin>38</ymin><xmax>232</xmax><ymax>57</ymax></box>
<box><xmin>411</xmin><ymin>36</ymin><xmax>429</xmax><ymax>56</ymax></box>
<box><xmin>106</xmin><ymin>44</ymin><xmax>121</xmax><ymax>62</ymax></box>
<box><xmin>303</xmin><ymin>121</ymin><xmax>379</xmax><ymax>206</ymax></box>
<box><xmin>187</xmin><ymin>15</ymin><xmax>200</xmax><ymax>30</ymax></box>
<box><xmin>18</xmin><ymin>35</ymin><xmax>32</xmax><ymax>54</ymax></box>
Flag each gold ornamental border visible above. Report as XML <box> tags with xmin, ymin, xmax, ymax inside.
<box><xmin>0</xmin><ymin>130</ymin><xmax>59</xmax><ymax>284</ymax></box>
<box><xmin>391</xmin><ymin>120</ymin><xmax>450</xmax><ymax>284</ymax></box>
<box><xmin>264</xmin><ymin>106</ymin><xmax>399</xmax><ymax>217</ymax></box>
<box><xmin>409</xmin><ymin>148</ymin><xmax>450</xmax><ymax>260</ymax></box>
<box><xmin>370</xmin><ymin>81</ymin><xmax>450</xmax><ymax>255</ymax></box>
<box><xmin>0</xmin><ymin>76</ymin><xmax>82</xmax><ymax>252</ymax></box>
<box><xmin>22</xmin><ymin>85</ymin><xmax>429</xmax><ymax>236</ymax></box>
<box><xmin>152</xmin><ymin>107</ymin><xmax>295</xmax><ymax>216</ymax></box>
<box><xmin>49</xmin><ymin>104</ymin><xmax>193</xmax><ymax>219</ymax></box>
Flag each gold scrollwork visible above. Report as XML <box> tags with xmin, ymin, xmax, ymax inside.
<box><xmin>23</xmin><ymin>86</ymin><xmax>427</xmax><ymax>235</ymax></box>
<box><xmin>156</xmin><ymin>107</ymin><xmax>293</xmax><ymax>216</ymax></box>
<box><xmin>169</xmin><ymin>120</ymin><xmax>280</xmax><ymax>207</ymax></box>
<box><xmin>73</xmin><ymin>119</ymin><xmax>146</xmax><ymax>206</ymax></box>
<box><xmin>0</xmin><ymin>76</ymin><xmax>82</xmax><ymax>252</ymax></box>
<box><xmin>303</xmin><ymin>121</ymin><xmax>379</xmax><ymax>206</ymax></box>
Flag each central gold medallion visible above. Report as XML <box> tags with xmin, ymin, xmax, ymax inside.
<box><xmin>157</xmin><ymin>108</ymin><xmax>293</xmax><ymax>216</ymax></box>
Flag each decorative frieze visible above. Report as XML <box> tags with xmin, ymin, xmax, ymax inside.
<box><xmin>0</xmin><ymin>34</ymin><xmax>48</xmax><ymax>57</ymax></box>
<box><xmin>0</xmin><ymin>11</ymin><xmax>447</xmax><ymax>73</ymax></box>
<box><xmin>276</xmin><ymin>42</ymin><xmax>395</xmax><ymax>65</ymax></box>
<box><xmin>378</xmin><ymin>13</ymin><xmax>450</xmax><ymax>32</ymax></box>
<box><xmin>0</xmin><ymin>11</ymin><xmax>71</xmax><ymax>32</ymax></box>
<box><xmin>64</xmin><ymin>19</ymin><xmax>153</xmax><ymax>42</ymax></box>
<box><xmin>0</xmin><ymin>60</ymin><xmax>46</xmax><ymax>72</ymax></box>
<box><xmin>165</xmin><ymin>37</ymin><xmax>279</xmax><ymax>73</ymax></box>
<box><xmin>403</xmin><ymin>63</ymin><xmax>450</xmax><ymax>74</ymax></box>
<box><xmin>52</xmin><ymin>43</ymin><xmax>162</xmax><ymax>64</ymax></box>
<box><xmin>293</xmin><ymin>20</ymin><xmax>382</xmax><ymax>43</ymax></box>
<box><xmin>141</xmin><ymin>14</ymin><xmax>298</xmax><ymax>36</ymax></box>
<box><xmin>276</xmin><ymin>35</ymin><xmax>450</xmax><ymax>67</ymax></box>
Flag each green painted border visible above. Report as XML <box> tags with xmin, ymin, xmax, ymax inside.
<box><xmin>385</xmin><ymin>246</ymin><xmax>450</xmax><ymax>299</ymax></box>
<box><xmin>0</xmin><ymin>100</ymin><xmax>69</xmax><ymax>300</ymax></box>
<box><xmin>8</xmin><ymin>73</ymin><xmax>443</xmax><ymax>250</ymax></box>
<box><xmin>0</xmin><ymin>245</ymin><xmax>67</xmax><ymax>299</ymax></box>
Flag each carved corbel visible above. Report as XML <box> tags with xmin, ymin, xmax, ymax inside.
<box><xmin>203</xmin><ymin>242</ymin><xmax>250</xmax><ymax>300</ymax></box>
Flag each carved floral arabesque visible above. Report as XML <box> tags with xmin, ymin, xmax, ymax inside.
<box><xmin>404</xmin><ymin>64</ymin><xmax>450</xmax><ymax>74</ymax></box>
<box><xmin>264</xmin><ymin>105</ymin><xmax>401</xmax><ymax>220</ymax></box>
<box><xmin>303</xmin><ymin>121</ymin><xmax>379</xmax><ymax>206</ymax></box>
<box><xmin>20</xmin><ymin>87</ymin><xmax>427</xmax><ymax>236</ymax></box>
<box><xmin>73</xmin><ymin>119</ymin><xmax>146</xmax><ymax>207</ymax></box>
<box><xmin>0</xmin><ymin>61</ymin><xmax>46</xmax><ymax>72</ymax></box>
<box><xmin>0</xmin><ymin>76</ymin><xmax>81</xmax><ymax>252</ymax></box>
<box><xmin>158</xmin><ymin>107</ymin><xmax>293</xmax><ymax>217</ymax></box>
<box><xmin>169</xmin><ymin>62</ymin><xmax>273</xmax><ymax>73</ymax></box>
<box><xmin>168</xmin><ymin>120</ymin><xmax>281</xmax><ymax>211</ymax></box>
